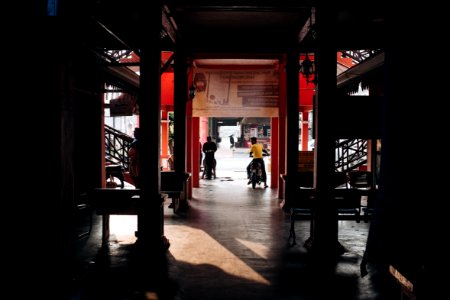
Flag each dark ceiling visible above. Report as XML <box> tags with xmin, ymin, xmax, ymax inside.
<box><xmin>63</xmin><ymin>1</ymin><xmax>386</xmax><ymax>58</ymax></box>
<box><xmin>170</xmin><ymin>4</ymin><xmax>312</xmax><ymax>54</ymax></box>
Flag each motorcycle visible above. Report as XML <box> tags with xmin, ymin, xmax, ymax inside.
<box><xmin>202</xmin><ymin>157</ymin><xmax>217</xmax><ymax>179</ymax></box>
<box><xmin>202</xmin><ymin>149</ymin><xmax>216</xmax><ymax>179</ymax></box>
<box><xmin>249</xmin><ymin>150</ymin><xmax>270</xmax><ymax>189</ymax></box>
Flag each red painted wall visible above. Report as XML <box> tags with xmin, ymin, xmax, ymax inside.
<box><xmin>161</xmin><ymin>72</ymin><xmax>174</xmax><ymax>106</ymax></box>
<box><xmin>299</xmin><ymin>54</ymin><xmax>315</xmax><ymax>110</ymax></box>
<box><xmin>337</xmin><ymin>52</ymin><xmax>353</xmax><ymax>68</ymax></box>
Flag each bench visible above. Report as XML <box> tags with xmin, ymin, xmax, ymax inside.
<box><xmin>90</xmin><ymin>171</ymin><xmax>191</xmax><ymax>243</ymax></box>
<box><xmin>361</xmin><ymin>189</ymin><xmax>377</xmax><ymax>222</ymax></box>
<box><xmin>105</xmin><ymin>164</ymin><xmax>125</xmax><ymax>188</ymax></box>
<box><xmin>160</xmin><ymin>171</ymin><xmax>191</xmax><ymax>214</ymax></box>
<box><xmin>281</xmin><ymin>171</ymin><xmax>349</xmax><ymax>190</ymax></box>
<box><xmin>91</xmin><ymin>188</ymin><xmax>141</xmax><ymax>215</ymax></box>
<box><xmin>287</xmin><ymin>188</ymin><xmax>362</xmax><ymax>245</ymax></box>
<box><xmin>334</xmin><ymin>188</ymin><xmax>362</xmax><ymax>222</ymax></box>
<box><xmin>348</xmin><ymin>171</ymin><xmax>376</xmax><ymax>222</ymax></box>
<box><xmin>90</xmin><ymin>188</ymin><xmax>142</xmax><ymax>245</ymax></box>
<box><xmin>280</xmin><ymin>172</ymin><xmax>314</xmax><ymax>189</ymax></box>
<box><xmin>288</xmin><ymin>188</ymin><xmax>315</xmax><ymax>245</ymax></box>
<box><xmin>389</xmin><ymin>265</ymin><xmax>416</xmax><ymax>300</ymax></box>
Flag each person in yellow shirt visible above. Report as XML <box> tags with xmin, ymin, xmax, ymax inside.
<box><xmin>247</xmin><ymin>137</ymin><xmax>268</xmax><ymax>188</ymax></box>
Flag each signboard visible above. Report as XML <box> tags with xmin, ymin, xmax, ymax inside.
<box><xmin>192</xmin><ymin>68</ymin><xmax>279</xmax><ymax>117</ymax></box>
<box><xmin>109</xmin><ymin>94</ymin><xmax>137</xmax><ymax>116</ymax></box>
<box><xmin>298</xmin><ymin>151</ymin><xmax>314</xmax><ymax>172</ymax></box>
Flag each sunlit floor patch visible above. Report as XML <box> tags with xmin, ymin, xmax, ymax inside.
<box><xmin>166</xmin><ymin>225</ymin><xmax>270</xmax><ymax>285</ymax></box>
<box><xmin>235</xmin><ymin>238</ymin><xmax>269</xmax><ymax>260</ymax></box>
<box><xmin>110</xmin><ymin>215</ymin><xmax>137</xmax><ymax>244</ymax></box>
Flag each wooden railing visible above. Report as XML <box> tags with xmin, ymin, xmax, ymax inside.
<box><xmin>104</xmin><ymin>124</ymin><xmax>133</xmax><ymax>169</ymax></box>
<box><xmin>335</xmin><ymin>139</ymin><xmax>367</xmax><ymax>172</ymax></box>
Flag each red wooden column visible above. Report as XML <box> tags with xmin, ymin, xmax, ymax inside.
<box><xmin>192</xmin><ymin>117</ymin><xmax>200</xmax><ymax>187</ymax></box>
<box><xmin>186</xmin><ymin>100</ymin><xmax>193</xmax><ymax>198</ymax></box>
<box><xmin>161</xmin><ymin>112</ymin><xmax>169</xmax><ymax>170</ymax></box>
<box><xmin>186</xmin><ymin>70</ymin><xmax>200</xmax><ymax>190</ymax></box>
<box><xmin>278</xmin><ymin>56</ymin><xmax>287</xmax><ymax>199</ymax></box>
<box><xmin>301</xmin><ymin>111</ymin><xmax>309</xmax><ymax>151</ymax></box>
<box><xmin>270</xmin><ymin>118</ymin><xmax>279</xmax><ymax>188</ymax></box>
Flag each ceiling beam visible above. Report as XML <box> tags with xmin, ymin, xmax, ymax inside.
<box><xmin>95</xmin><ymin>19</ymin><xmax>141</xmax><ymax>57</ymax></box>
<box><xmin>162</xmin><ymin>5</ymin><xmax>177</xmax><ymax>44</ymax></box>
<box><xmin>298</xmin><ymin>7</ymin><xmax>315</xmax><ymax>43</ymax></box>
<box><xmin>337</xmin><ymin>51</ymin><xmax>384</xmax><ymax>88</ymax></box>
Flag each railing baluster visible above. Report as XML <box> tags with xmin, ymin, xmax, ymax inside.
<box><xmin>335</xmin><ymin>139</ymin><xmax>368</xmax><ymax>173</ymax></box>
<box><xmin>104</xmin><ymin>124</ymin><xmax>133</xmax><ymax>170</ymax></box>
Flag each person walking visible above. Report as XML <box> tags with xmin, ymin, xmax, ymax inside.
<box><xmin>229</xmin><ymin>134</ymin><xmax>235</xmax><ymax>151</ymax></box>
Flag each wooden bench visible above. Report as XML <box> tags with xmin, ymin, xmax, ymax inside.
<box><xmin>90</xmin><ymin>188</ymin><xmax>142</xmax><ymax>245</ymax></box>
<box><xmin>160</xmin><ymin>171</ymin><xmax>191</xmax><ymax>214</ymax></box>
<box><xmin>281</xmin><ymin>171</ymin><xmax>349</xmax><ymax>190</ymax></box>
<box><xmin>334</xmin><ymin>188</ymin><xmax>362</xmax><ymax>222</ymax></box>
<box><xmin>288</xmin><ymin>188</ymin><xmax>315</xmax><ymax>245</ymax></box>
<box><xmin>361</xmin><ymin>189</ymin><xmax>377</xmax><ymax>222</ymax></box>
<box><xmin>280</xmin><ymin>172</ymin><xmax>314</xmax><ymax>189</ymax></box>
<box><xmin>105</xmin><ymin>164</ymin><xmax>125</xmax><ymax>188</ymax></box>
<box><xmin>287</xmin><ymin>188</ymin><xmax>362</xmax><ymax>245</ymax></box>
<box><xmin>90</xmin><ymin>172</ymin><xmax>191</xmax><ymax>244</ymax></box>
<box><xmin>348</xmin><ymin>171</ymin><xmax>376</xmax><ymax>222</ymax></box>
<box><xmin>389</xmin><ymin>265</ymin><xmax>416</xmax><ymax>300</ymax></box>
<box><xmin>91</xmin><ymin>188</ymin><xmax>141</xmax><ymax>215</ymax></box>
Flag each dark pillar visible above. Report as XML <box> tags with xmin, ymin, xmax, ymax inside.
<box><xmin>186</xmin><ymin>99</ymin><xmax>193</xmax><ymax>198</ymax></box>
<box><xmin>278</xmin><ymin>56</ymin><xmax>287</xmax><ymax>199</ymax></box>
<box><xmin>137</xmin><ymin>1</ymin><xmax>166</xmax><ymax>253</ymax></box>
<box><xmin>310</xmin><ymin>5</ymin><xmax>339</xmax><ymax>259</ymax></box>
<box><xmin>285</xmin><ymin>50</ymin><xmax>300</xmax><ymax>207</ymax></box>
<box><xmin>363</xmin><ymin>8</ymin><xmax>444</xmax><ymax>298</ymax></box>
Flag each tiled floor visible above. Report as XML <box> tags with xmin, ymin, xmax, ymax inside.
<box><xmin>71</xmin><ymin>150</ymin><xmax>396</xmax><ymax>299</ymax></box>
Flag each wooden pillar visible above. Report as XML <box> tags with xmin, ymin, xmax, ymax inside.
<box><xmin>301</xmin><ymin>111</ymin><xmax>309</xmax><ymax>151</ymax></box>
<box><xmin>278</xmin><ymin>56</ymin><xmax>287</xmax><ymax>199</ymax></box>
<box><xmin>136</xmin><ymin>1</ymin><xmax>166</xmax><ymax>251</ymax></box>
<box><xmin>161</xmin><ymin>119</ymin><xmax>169</xmax><ymax>170</ymax></box>
<box><xmin>270</xmin><ymin>118</ymin><xmax>278</xmax><ymax>188</ymax></box>
<box><xmin>186</xmin><ymin>99</ymin><xmax>193</xmax><ymax>198</ymax></box>
<box><xmin>311</xmin><ymin>5</ymin><xmax>339</xmax><ymax>258</ymax></box>
<box><xmin>285</xmin><ymin>51</ymin><xmax>300</xmax><ymax>207</ymax></box>
<box><xmin>192</xmin><ymin>117</ymin><xmax>200</xmax><ymax>187</ymax></box>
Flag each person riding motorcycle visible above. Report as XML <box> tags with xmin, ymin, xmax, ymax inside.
<box><xmin>247</xmin><ymin>137</ymin><xmax>269</xmax><ymax>188</ymax></box>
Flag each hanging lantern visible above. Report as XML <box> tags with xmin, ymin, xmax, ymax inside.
<box><xmin>300</xmin><ymin>54</ymin><xmax>315</xmax><ymax>84</ymax></box>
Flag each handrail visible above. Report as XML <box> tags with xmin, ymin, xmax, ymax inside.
<box><xmin>335</xmin><ymin>139</ymin><xmax>367</xmax><ymax>172</ymax></box>
<box><xmin>104</xmin><ymin>124</ymin><xmax>133</xmax><ymax>170</ymax></box>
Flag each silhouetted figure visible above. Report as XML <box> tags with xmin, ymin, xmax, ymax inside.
<box><xmin>229</xmin><ymin>134</ymin><xmax>235</xmax><ymax>150</ymax></box>
<box><xmin>128</xmin><ymin>127</ymin><xmax>141</xmax><ymax>188</ymax></box>
<box><xmin>202</xmin><ymin>136</ymin><xmax>217</xmax><ymax>179</ymax></box>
